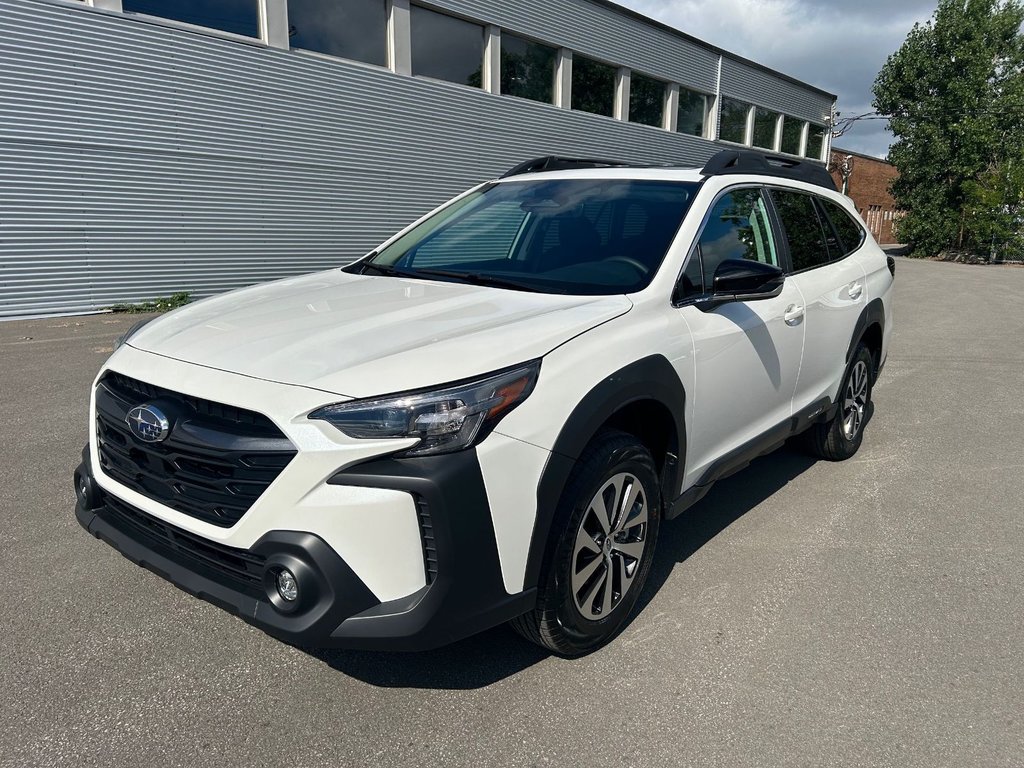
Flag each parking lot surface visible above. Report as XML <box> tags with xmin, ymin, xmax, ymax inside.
<box><xmin>1</xmin><ymin>258</ymin><xmax>1021</xmax><ymax>767</ymax></box>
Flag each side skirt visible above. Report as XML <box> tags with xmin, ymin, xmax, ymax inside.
<box><xmin>666</xmin><ymin>397</ymin><xmax>834</xmax><ymax>520</ymax></box>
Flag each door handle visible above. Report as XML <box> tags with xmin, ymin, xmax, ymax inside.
<box><xmin>784</xmin><ymin>304</ymin><xmax>804</xmax><ymax>325</ymax></box>
<box><xmin>848</xmin><ymin>282</ymin><xmax>863</xmax><ymax>300</ymax></box>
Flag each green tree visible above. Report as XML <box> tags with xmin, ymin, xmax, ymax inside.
<box><xmin>873</xmin><ymin>0</ymin><xmax>1024</xmax><ymax>257</ymax></box>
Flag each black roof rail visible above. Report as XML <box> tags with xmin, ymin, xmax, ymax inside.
<box><xmin>701</xmin><ymin>149</ymin><xmax>837</xmax><ymax>191</ymax></box>
<box><xmin>500</xmin><ymin>156</ymin><xmax>635</xmax><ymax>178</ymax></box>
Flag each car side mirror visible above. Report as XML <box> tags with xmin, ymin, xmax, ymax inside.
<box><xmin>702</xmin><ymin>259</ymin><xmax>785</xmax><ymax>309</ymax></box>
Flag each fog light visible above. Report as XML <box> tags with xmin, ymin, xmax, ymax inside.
<box><xmin>276</xmin><ymin>569</ymin><xmax>299</xmax><ymax>602</ymax></box>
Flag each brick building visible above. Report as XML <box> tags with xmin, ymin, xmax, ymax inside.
<box><xmin>829</xmin><ymin>148</ymin><xmax>901</xmax><ymax>245</ymax></box>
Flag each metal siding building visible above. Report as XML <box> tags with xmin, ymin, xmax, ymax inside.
<box><xmin>0</xmin><ymin>0</ymin><xmax>835</xmax><ymax>318</ymax></box>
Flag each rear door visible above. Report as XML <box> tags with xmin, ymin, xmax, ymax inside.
<box><xmin>770</xmin><ymin>188</ymin><xmax>867</xmax><ymax>413</ymax></box>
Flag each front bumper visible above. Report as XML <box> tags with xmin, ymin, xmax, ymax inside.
<box><xmin>75</xmin><ymin>446</ymin><xmax>535</xmax><ymax>650</ymax></box>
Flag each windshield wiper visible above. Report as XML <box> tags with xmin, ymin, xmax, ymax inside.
<box><xmin>410</xmin><ymin>268</ymin><xmax>559</xmax><ymax>294</ymax></box>
<box><xmin>358</xmin><ymin>262</ymin><xmax>556</xmax><ymax>293</ymax></box>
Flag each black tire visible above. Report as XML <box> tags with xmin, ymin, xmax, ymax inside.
<box><xmin>511</xmin><ymin>430</ymin><xmax>661</xmax><ymax>657</ymax></box>
<box><xmin>805</xmin><ymin>344</ymin><xmax>874</xmax><ymax>461</ymax></box>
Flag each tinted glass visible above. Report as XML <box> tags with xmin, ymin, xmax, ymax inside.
<box><xmin>780</xmin><ymin>116</ymin><xmax>804</xmax><ymax>155</ymax></box>
<box><xmin>719</xmin><ymin>98</ymin><xmax>749</xmax><ymax>144</ymax></box>
<box><xmin>814</xmin><ymin>199</ymin><xmax>844</xmax><ymax>260</ymax></box>
<box><xmin>806</xmin><ymin>125</ymin><xmax>826</xmax><ymax>160</ymax></box>
<box><xmin>363</xmin><ymin>180</ymin><xmax>699</xmax><ymax>295</ymax></box>
<box><xmin>819</xmin><ymin>198</ymin><xmax>865</xmax><ymax>255</ymax></box>
<box><xmin>694</xmin><ymin>189</ymin><xmax>779</xmax><ymax>292</ymax></box>
<box><xmin>501</xmin><ymin>34</ymin><xmax>557</xmax><ymax>104</ymax></box>
<box><xmin>572</xmin><ymin>56</ymin><xmax>617</xmax><ymax>117</ymax></box>
<box><xmin>287</xmin><ymin>0</ymin><xmax>387</xmax><ymax>66</ymax></box>
<box><xmin>410</xmin><ymin>6</ymin><xmax>483</xmax><ymax>87</ymax></box>
<box><xmin>752</xmin><ymin>107</ymin><xmax>779</xmax><ymax>150</ymax></box>
<box><xmin>677</xmin><ymin>89</ymin><xmax>706</xmax><ymax>137</ymax></box>
<box><xmin>123</xmin><ymin>0</ymin><xmax>259</xmax><ymax>37</ymax></box>
<box><xmin>772</xmin><ymin>190</ymin><xmax>830</xmax><ymax>271</ymax></box>
<box><xmin>629</xmin><ymin>73</ymin><xmax>664</xmax><ymax>127</ymax></box>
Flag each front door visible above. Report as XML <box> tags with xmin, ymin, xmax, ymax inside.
<box><xmin>672</xmin><ymin>187</ymin><xmax>805</xmax><ymax>489</ymax></box>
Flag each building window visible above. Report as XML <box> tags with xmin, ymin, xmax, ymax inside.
<box><xmin>780</xmin><ymin>116</ymin><xmax>804</xmax><ymax>155</ymax></box>
<box><xmin>122</xmin><ymin>0</ymin><xmax>260</xmax><ymax>38</ymax></box>
<box><xmin>287</xmin><ymin>0</ymin><xmax>387</xmax><ymax>66</ymax></box>
<box><xmin>806</xmin><ymin>124</ymin><xmax>827</xmax><ymax>160</ymax></box>
<box><xmin>629</xmin><ymin>73</ymin><xmax>665</xmax><ymax>127</ymax></box>
<box><xmin>572</xmin><ymin>55</ymin><xmax>617</xmax><ymax>117</ymax></box>
<box><xmin>410</xmin><ymin>6</ymin><xmax>484</xmax><ymax>88</ymax></box>
<box><xmin>500</xmin><ymin>33</ymin><xmax>557</xmax><ymax>104</ymax></box>
<box><xmin>752</xmin><ymin>107</ymin><xmax>779</xmax><ymax>150</ymax></box>
<box><xmin>718</xmin><ymin>98</ymin><xmax>750</xmax><ymax>144</ymax></box>
<box><xmin>677</xmin><ymin>89</ymin><xmax>707</xmax><ymax>137</ymax></box>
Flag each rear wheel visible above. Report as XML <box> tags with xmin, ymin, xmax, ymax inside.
<box><xmin>806</xmin><ymin>344</ymin><xmax>874</xmax><ymax>461</ymax></box>
<box><xmin>511</xmin><ymin>430</ymin><xmax>661</xmax><ymax>657</ymax></box>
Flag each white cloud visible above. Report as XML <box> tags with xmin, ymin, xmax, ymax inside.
<box><xmin>616</xmin><ymin>0</ymin><xmax>935</xmax><ymax>156</ymax></box>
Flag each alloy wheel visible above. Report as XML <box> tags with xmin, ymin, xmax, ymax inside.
<box><xmin>570</xmin><ymin>472</ymin><xmax>649</xmax><ymax>620</ymax></box>
<box><xmin>842</xmin><ymin>359</ymin><xmax>870</xmax><ymax>439</ymax></box>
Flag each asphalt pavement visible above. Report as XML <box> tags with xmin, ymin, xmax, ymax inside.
<box><xmin>1</xmin><ymin>258</ymin><xmax>1021</xmax><ymax>767</ymax></box>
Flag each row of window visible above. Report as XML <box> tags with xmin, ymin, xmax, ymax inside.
<box><xmin>111</xmin><ymin>0</ymin><xmax>826</xmax><ymax>159</ymax></box>
<box><xmin>681</xmin><ymin>186</ymin><xmax>864</xmax><ymax>298</ymax></box>
<box><xmin>718</xmin><ymin>98</ymin><xmax>827</xmax><ymax>159</ymax></box>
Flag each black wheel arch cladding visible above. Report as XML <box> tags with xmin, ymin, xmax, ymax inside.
<box><xmin>523</xmin><ymin>354</ymin><xmax>686</xmax><ymax>591</ymax></box>
<box><xmin>847</xmin><ymin>298</ymin><xmax>885</xmax><ymax>369</ymax></box>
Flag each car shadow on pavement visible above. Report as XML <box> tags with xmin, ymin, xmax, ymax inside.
<box><xmin>307</xmin><ymin>443</ymin><xmax>817</xmax><ymax>690</ymax></box>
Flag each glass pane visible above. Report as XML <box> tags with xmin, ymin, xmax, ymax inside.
<box><xmin>629</xmin><ymin>73</ymin><xmax>664</xmax><ymax>127</ymax></box>
<box><xmin>410</xmin><ymin>6</ymin><xmax>484</xmax><ymax>88</ymax></box>
<box><xmin>368</xmin><ymin>179</ymin><xmax>699</xmax><ymax>295</ymax></box>
<box><xmin>501</xmin><ymin>34</ymin><xmax>557</xmax><ymax>104</ymax></box>
<box><xmin>697</xmin><ymin>189</ymin><xmax>778</xmax><ymax>290</ymax></box>
<box><xmin>781</xmin><ymin>116</ymin><xmax>804</xmax><ymax>155</ymax></box>
<box><xmin>677</xmin><ymin>89</ymin><xmax>706</xmax><ymax>137</ymax></box>
<box><xmin>572</xmin><ymin>56</ymin><xmax>617</xmax><ymax>117</ymax></box>
<box><xmin>819</xmin><ymin>198</ymin><xmax>865</xmax><ymax>256</ymax></box>
<box><xmin>287</xmin><ymin>0</ymin><xmax>387</xmax><ymax>66</ymax></box>
<box><xmin>772</xmin><ymin>190</ymin><xmax>830</xmax><ymax>271</ymax></box>
<box><xmin>123</xmin><ymin>0</ymin><xmax>259</xmax><ymax>37</ymax></box>
<box><xmin>752</xmin><ymin>107</ymin><xmax>779</xmax><ymax>150</ymax></box>
<box><xmin>806</xmin><ymin>125</ymin><xmax>827</xmax><ymax>160</ymax></box>
<box><xmin>411</xmin><ymin>200</ymin><xmax>528</xmax><ymax>266</ymax></box>
<box><xmin>718</xmin><ymin>98</ymin><xmax>749</xmax><ymax>144</ymax></box>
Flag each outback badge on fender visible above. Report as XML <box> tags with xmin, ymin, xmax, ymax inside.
<box><xmin>125</xmin><ymin>404</ymin><xmax>170</xmax><ymax>443</ymax></box>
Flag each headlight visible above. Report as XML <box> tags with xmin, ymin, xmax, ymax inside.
<box><xmin>309</xmin><ymin>361</ymin><xmax>540</xmax><ymax>457</ymax></box>
<box><xmin>112</xmin><ymin>317</ymin><xmax>155</xmax><ymax>351</ymax></box>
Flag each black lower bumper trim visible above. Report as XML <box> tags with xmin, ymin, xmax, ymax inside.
<box><xmin>75</xmin><ymin>445</ymin><xmax>534</xmax><ymax>650</ymax></box>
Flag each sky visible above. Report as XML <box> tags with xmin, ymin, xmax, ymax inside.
<box><xmin>617</xmin><ymin>0</ymin><xmax>937</xmax><ymax>157</ymax></box>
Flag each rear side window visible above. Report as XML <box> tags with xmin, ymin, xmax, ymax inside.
<box><xmin>818</xmin><ymin>198</ymin><xmax>866</xmax><ymax>256</ymax></box>
<box><xmin>771</xmin><ymin>189</ymin><xmax>830</xmax><ymax>272</ymax></box>
<box><xmin>691</xmin><ymin>188</ymin><xmax>778</xmax><ymax>292</ymax></box>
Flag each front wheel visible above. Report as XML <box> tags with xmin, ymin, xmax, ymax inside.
<box><xmin>511</xmin><ymin>430</ymin><xmax>661</xmax><ymax>657</ymax></box>
<box><xmin>806</xmin><ymin>344</ymin><xmax>874</xmax><ymax>461</ymax></box>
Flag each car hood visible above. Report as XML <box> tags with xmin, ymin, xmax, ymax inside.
<box><xmin>128</xmin><ymin>270</ymin><xmax>633</xmax><ymax>398</ymax></box>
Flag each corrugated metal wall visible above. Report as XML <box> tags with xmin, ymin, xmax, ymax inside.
<box><xmin>0</xmin><ymin>0</ymin><xmax>833</xmax><ymax>318</ymax></box>
<box><xmin>720</xmin><ymin>57</ymin><xmax>831</xmax><ymax>123</ymax></box>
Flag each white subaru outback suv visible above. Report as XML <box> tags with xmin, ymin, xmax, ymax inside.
<box><xmin>75</xmin><ymin>150</ymin><xmax>894</xmax><ymax>656</ymax></box>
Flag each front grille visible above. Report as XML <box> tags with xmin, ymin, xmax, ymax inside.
<box><xmin>103</xmin><ymin>494</ymin><xmax>265</xmax><ymax>597</ymax></box>
<box><xmin>95</xmin><ymin>372</ymin><xmax>296</xmax><ymax>528</ymax></box>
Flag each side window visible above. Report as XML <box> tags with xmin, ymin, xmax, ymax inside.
<box><xmin>771</xmin><ymin>189</ymin><xmax>830</xmax><ymax>272</ymax></box>
<box><xmin>813</xmin><ymin>199</ymin><xmax>844</xmax><ymax>261</ymax></box>
<box><xmin>692</xmin><ymin>188</ymin><xmax>778</xmax><ymax>292</ymax></box>
<box><xmin>407</xmin><ymin>200</ymin><xmax>528</xmax><ymax>267</ymax></box>
<box><xmin>818</xmin><ymin>198</ymin><xmax>866</xmax><ymax>257</ymax></box>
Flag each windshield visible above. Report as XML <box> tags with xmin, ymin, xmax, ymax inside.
<box><xmin>348</xmin><ymin>178</ymin><xmax>699</xmax><ymax>295</ymax></box>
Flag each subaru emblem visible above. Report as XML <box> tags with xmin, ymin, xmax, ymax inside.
<box><xmin>126</xmin><ymin>404</ymin><xmax>171</xmax><ymax>443</ymax></box>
